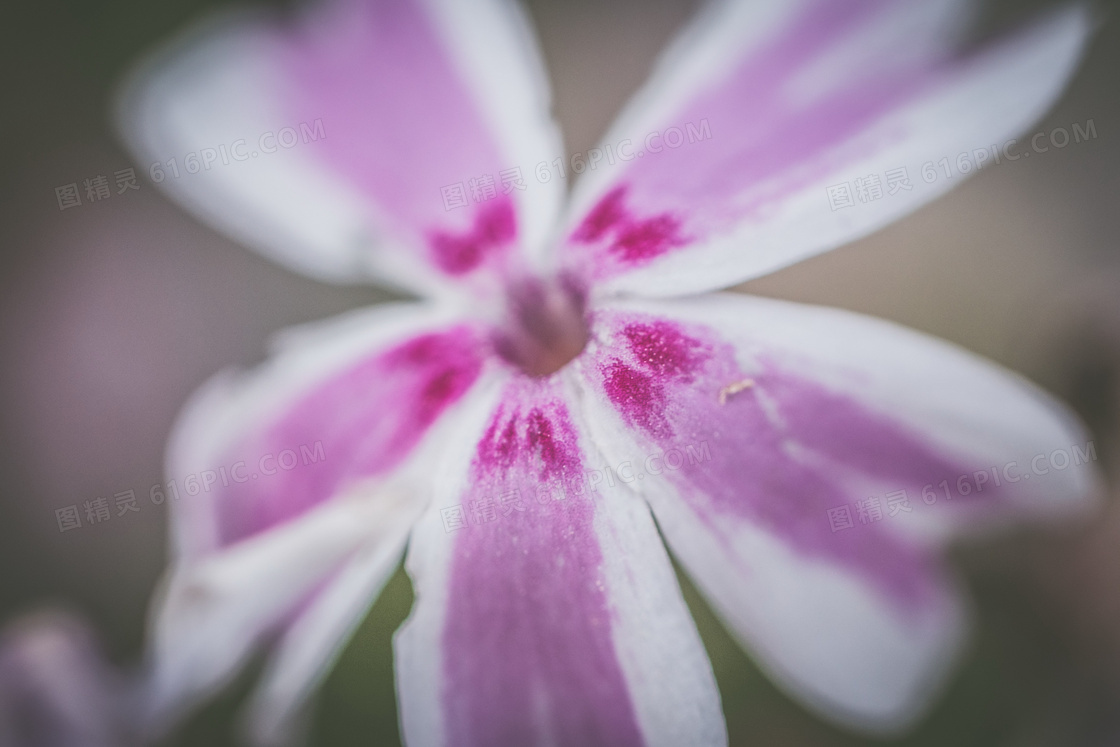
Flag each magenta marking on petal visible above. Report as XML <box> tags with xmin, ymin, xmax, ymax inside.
<box><xmin>571</xmin><ymin>186</ymin><xmax>689</xmax><ymax>267</ymax></box>
<box><xmin>571</xmin><ymin>186</ymin><xmax>628</xmax><ymax>244</ymax></box>
<box><xmin>442</xmin><ymin>380</ymin><xmax>643</xmax><ymax>747</ymax></box>
<box><xmin>215</xmin><ymin>327</ymin><xmax>483</xmax><ymax>547</ymax></box>
<box><xmin>601</xmin><ymin>320</ymin><xmax>711</xmax><ymax>437</ymax></box>
<box><xmin>590</xmin><ymin>311</ymin><xmax>977</xmax><ymax>609</ymax></box>
<box><xmin>621</xmin><ymin>319</ymin><xmax>709</xmax><ymax>380</ymax></box>
<box><xmin>428</xmin><ymin>198</ymin><xmax>517</xmax><ymax>276</ymax></box>
<box><xmin>612</xmin><ymin>214</ymin><xmax>688</xmax><ymax>263</ymax></box>
<box><xmin>602</xmin><ymin>361</ymin><xmax>667</xmax><ymax>439</ymax></box>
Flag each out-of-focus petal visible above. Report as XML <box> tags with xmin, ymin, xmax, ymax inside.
<box><xmin>571</xmin><ymin>294</ymin><xmax>1100</xmax><ymax>730</ymax></box>
<box><xmin>166</xmin><ymin>303</ymin><xmax>485</xmax><ymax>559</ymax></box>
<box><xmin>145</xmin><ymin>303</ymin><xmax>488</xmax><ymax>729</ymax></box>
<box><xmin>586</xmin><ymin>294</ymin><xmax>1101</xmax><ymax>534</ymax></box>
<box><xmin>0</xmin><ymin>611</ymin><xmax>130</xmax><ymax>747</ymax></box>
<box><xmin>395</xmin><ymin>375</ymin><xmax>726</xmax><ymax>747</ymax></box>
<box><xmin>144</xmin><ymin>486</ymin><xmax>421</xmax><ymax>733</ymax></box>
<box><xmin>116</xmin><ymin>0</ymin><xmax>563</xmax><ymax>295</ymax></box>
<box><xmin>242</xmin><ymin>535</ymin><xmax>414</xmax><ymax>746</ymax></box>
<box><xmin>558</xmin><ymin>1</ymin><xmax>1090</xmax><ymax>297</ymax></box>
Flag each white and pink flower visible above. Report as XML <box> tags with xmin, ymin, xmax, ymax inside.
<box><xmin>0</xmin><ymin>611</ymin><xmax>134</xmax><ymax>747</ymax></box>
<box><xmin>115</xmin><ymin>1</ymin><xmax>1101</xmax><ymax>744</ymax></box>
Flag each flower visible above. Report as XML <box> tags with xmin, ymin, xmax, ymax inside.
<box><xmin>115</xmin><ymin>0</ymin><xmax>1101</xmax><ymax>744</ymax></box>
<box><xmin>0</xmin><ymin>610</ymin><xmax>135</xmax><ymax>747</ymax></box>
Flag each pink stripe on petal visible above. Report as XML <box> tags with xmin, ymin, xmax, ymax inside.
<box><xmin>571</xmin><ymin>186</ymin><xmax>690</xmax><ymax>265</ymax></box>
<box><xmin>567</xmin><ymin>1</ymin><xmax>925</xmax><ymax>278</ymax></box>
<box><xmin>279</xmin><ymin>0</ymin><xmax>518</xmax><ymax>278</ymax></box>
<box><xmin>562</xmin><ymin>2</ymin><xmax>1098</xmax><ymax>302</ymax></box>
<box><xmin>759</xmin><ymin>371</ymin><xmax>969</xmax><ymax>492</ymax></box>
<box><xmin>441</xmin><ymin>380</ymin><xmax>643</xmax><ymax>747</ymax></box>
<box><xmin>216</xmin><ymin>327</ymin><xmax>483</xmax><ymax>546</ymax></box>
<box><xmin>588</xmin><ymin>311</ymin><xmax>974</xmax><ymax>609</ymax></box>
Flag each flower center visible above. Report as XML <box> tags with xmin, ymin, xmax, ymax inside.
<box><xmin>493</xmin><ymin>275</ymin><xmax>590</xmax><ymax>378</ymax></box>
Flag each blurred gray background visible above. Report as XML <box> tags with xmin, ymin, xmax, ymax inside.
<box><xmin>2</xmin><ymin>0</ymin><xmax>1119</xmax><ymax>744</ymax></box>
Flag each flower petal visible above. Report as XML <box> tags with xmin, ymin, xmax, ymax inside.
<box><xmin>116</xmin><ymin>0</ymin><xmax>563</xmax><ymax>293</ymax></box>
<box><xmin>145</xmin><ymin>491</ymin><xmax>409</xmax><ymax>730</ymax></box>
<box><xmin>167</xmin><ymin>303</ymin><xmax>485</xmax><ymax>558</ymax></box>
<box><xmin>0</xmin><ymin>611</ymin><xmax>129</xmax><ymax>747</ymax></box>
<box><xmin>395</xmin><ymin>375</ymin><xmax>726</xmax><ymax>747</ymax></box>
<box><xmin>146</xmin><ymin>304</ymin><xmax>487</xmax><ymax>729</ymax></box>
<box><xmin>571</xmin><ymin>294</ymin><xmax>1100</xmax><ymax>730</ymax></box>
<box><xmin>559</xmin><ymin>1</ymin><xmax>1090</xmax><ymax>296</ymax></box>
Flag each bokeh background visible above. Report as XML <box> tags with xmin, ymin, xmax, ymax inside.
<box><xmin>2</xmin><ymin>0</ymin><xmax>1119</xmax><ymax>744</ymax></box>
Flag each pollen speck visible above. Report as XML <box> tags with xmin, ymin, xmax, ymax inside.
<box><xmin>718</xmin><ymin>378</ymin><xmax>754</xmax><ymax>405</ymax></box>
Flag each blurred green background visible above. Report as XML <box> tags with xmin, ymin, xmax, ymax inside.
<box><xmin>2</xmin><ymin>0</ymin><xmax>1119</xmax><ymax>744</ymax></box>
